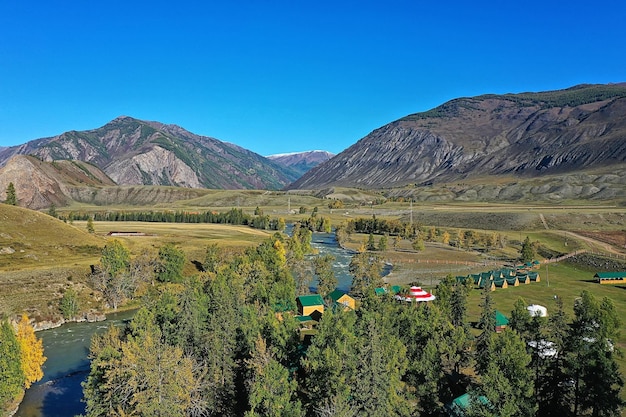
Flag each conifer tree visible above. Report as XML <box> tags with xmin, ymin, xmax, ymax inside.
<box><xmin>5</xmin><ymin>182</ymin><xmax>17</xmax><ymax>205</ymax></box>
<box><xmin>475</xmin><ymin>285</ymin><xmax>496</xmax><ymax>375</ymax></box>
<box><xmin>245</xmin><ymin>336</ymin><xmax>304</xmax><ymax>417</ymax></box>
<box><xmin>520</xmin><ymin>236</ymin><xmax>535</xmax><ymax>263</ymax></box>
<box><xmin>0</xmin><ymin>319</ymin><xmax>24</xmax><ymax>408</ymax></box>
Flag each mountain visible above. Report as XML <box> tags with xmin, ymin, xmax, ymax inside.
<box><xmin>287</xmin><ymin>84</ymin><xmax>626</xmax><ymax>201</ymax></box>
<box><xmin>0</xmin><ymin>155</ymin><xmax>115</xmax><ymax>209</ymax></box>
<box><xmin>267</xmin><ymin>150</ymin><xmax>334</xmax><ymax>177</ymax></box>
<box><xmin>0</xmin><ymin>116</ymin><xmax>299</xmax><ymax>190</ymax></box>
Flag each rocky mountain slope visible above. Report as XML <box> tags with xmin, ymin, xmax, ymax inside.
<box><xmin>267</xmin><ymin>150</ymin><xmax>334</xmax><ymax>176</ymax></box>
<box><xmin>287</xmin><ymin>84</ymin><xmax>626</xmax><ymax>200</ymax></box>
<box><xmin>0</xmin><ymin>116</ymin><xmax>299</xmax><ymax>190</ymax></box>
<box><xmin>0</xmin><ymin>155</ymin><xmax>116</xmax><ymax>209</ymax></box>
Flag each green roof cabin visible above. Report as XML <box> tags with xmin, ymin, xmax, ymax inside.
<box><xmin>297</xmin><ymin>294</ymin><xmax>325</xmax><ymax>318</ymax></box>
<box><xmin>445</xmin><ymin>392</ymin><xmax>490</xmax><ymax>417</ymax></box>
<box><xmin>595</xmin><ymin>272</ymin><xmax>626</xmax><ymax>285</ymax></box>
<box><xmin>495</xmin><ymin>310</ymin><xmax>509</xmax><ymax>332</ymax></box>
<box><xmin>327</xmin><ymin>289</ymin><xmax>356</xmax><ymax>311</ymax></box>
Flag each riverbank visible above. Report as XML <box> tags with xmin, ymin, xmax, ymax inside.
<box><xmin>13</xmin><ymin>309</ymin><xmax>137</xmax><ymax>417</ymax></box>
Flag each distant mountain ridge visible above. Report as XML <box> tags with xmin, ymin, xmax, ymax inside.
<box><xmin>0</xmin><ymin>116</ymin><xmax>300</xmax><ymax>190</ymax></box>
<box><xmin>267</xmin><ymin>150</ymin><xmax>334</xmax><ymax>177</ymax></box>
<box><xmin>288</xmin><ymin>84</ymin><xmax>626</xmax><ymax>199</ymax></box>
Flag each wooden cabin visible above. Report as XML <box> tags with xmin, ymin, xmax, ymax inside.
<box><xmin>495</xmin><ymin>310</ymin><xmax>509</xmax><ymax>332</ymax></box>
<box><xmin>595</xmin><ymin>271</ymin><xmax>626</xmax><ymax>285</ymax></box>
<box><xmin>297</xmin><ymin>294</ymin><xmax>325</xmax><ymax>317</ymax></box>
<box><xmin>327</xmin><ymin>289</ymin><xmax>356</xmax><ymax>311</ymax></box>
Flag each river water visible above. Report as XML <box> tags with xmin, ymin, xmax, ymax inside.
<box><xmin>15</xmin><ymin>232</ymin><xmax>360</xmax><ymax>417</ymax></box>
<box><xmin>14</xmin><ymin>310</ymin><xmax>136</xmax><ymax>417</ymax></box>
<box><xmin>309</xmin><ymin>231</ymin><xmax>356</xmax><ymax>292</ymax></box>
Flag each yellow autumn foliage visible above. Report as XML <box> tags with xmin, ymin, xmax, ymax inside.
<box><xmin>16</xmin><ymin>313</ymin><xmax>46</xmax><ymax>389</ymax></box>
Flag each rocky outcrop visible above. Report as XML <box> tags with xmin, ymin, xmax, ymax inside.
<box><xmin>32</xmin><ymin>310</ymin><xmax>106</xmax><ymax>332</ymax></box>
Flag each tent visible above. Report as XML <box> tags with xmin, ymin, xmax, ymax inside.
<box><xmin>527</xmin><ymin>304</ymin><xmax>547</xmax><ymax>317</ymax></box>
<box><xmin>394</xmin><ymin>286</ymin><xmax>436</xmax><ymax>302</ymax></box>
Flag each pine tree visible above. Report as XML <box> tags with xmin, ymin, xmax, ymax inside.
<box><xmin>245</xmin><ymin>336</ymin><xmax>304</xmax><ymax>417</ymax></box>
<box><xmin>16</xmin><ymin>313</ymin><xmax>46</xmax><ymax>389</ymax></box>
<box><xmin>0</xmin><ymin>319</ymin><xmax>24</xmax><ymax>408</ymax></box>
<box><xmin>520</xmin><ymin>236</ymin><xmax>535</xmax><ymax>263</ymax></box>
<box><xmin>566</xmin><ymin>291</ymin><xmax>624</xmax><ymax>416</ymax></box>
<box><xmin>5</xmin><ymin>182</ymin><xmax>17</xmax><ymax>205</ymax></box>
<box><xmin>474</xmin><ymin>330</ymin><xmax>535</xmax><ymax>417</ymax></box>
<box><xmin>475</xmin><ymin>285</ymin><xmax>496</xmax><ymax>375</ymax></box>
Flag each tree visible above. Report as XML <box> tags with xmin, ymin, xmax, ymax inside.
<box><xmin>442</xmin><ymin>230</ymin><xmax>451</xmax><ymax>245</ymax></box>
<box><xmin>245</xmin><ymin>336</ymin><xmax>304</xmax><ymax>417</ymax></box>
<box><xmin>47</xmin><ymin>204</ymin><xmax>58</xmax><ymax>218</ymax></box>
<box><xmin>16</xmin><ymin>313</ymin><xmax>46</xmax><ymax>389</ymax></box>
<box><xmin>536</xmin><ymin>295</ymin><xmax>571</xmax><ymax>417</ymax></box>
<box><xmin>475</xmin><ymin>285</ymin><xmax>496</xmax><ymax>376</ymax></box>
<box><xmin>349</xmin><ymin>252</ymin><xmax>384</xmax><ymax>297</ymax></box>
<box><xmin>509</xmin><ymin>297</ymin><xmax>531</xmax><ymax>338</ymax></box>
<box><xmin>59</xmin><ymin>287</ymin><xmax>80</xmax><ymax>319</ymax></box>
<box><xmin>203</xmin><ymin>243</ymin><xmax>223</xmax><ymax>274</ymax></box>
<box><xmin>520</xmin><ymin>236</ymin><xmax>535</xmax><ymax>263</ymax></box>
<box><xmin>351</xmin><ymin>313</ymin><xmax>408</xmax><ymax>417</ymax></box>
<box><xmin>304</xmin><ymin>310</ymin><xmax>358</xmax><ymax>408</ymax></box>
<box><xmin>412</xmin><ymin>237</ymin><xmax>425</xmax><ymax>251</ymax></box>
<box><xmin>473</xmin><ymin>329</ymin><xmax>535</xmax><ymax>417</ymax></box>
<box><xmin>83</xmin><ymin>321</ymin><xmax>199</xmax><ymax>417</ymax></box>
<box><xmin>86</xmin><ymin>216</ymin><xmax>95</xmax><ymax>233</ymax></box>
<box><xmin>0</xmin><ymin>319</ymin><xmax>24</xmax><ymax>408</ymax></box>
<box><xmin>5</xmin><ymin>182</ymin><xmax>17</xmax><ymax>205</ymax></box>
<box><xmin>566</xmin><ymin>291</ymin><xmax>624</xmax><ymax>417</ymax></box>
<box><xmin>314</xmin><ymin>254</ymin><xmax>337</xmax><ymax>298</ymax></box>
<box><xmin>426</xmin><ymin>226</ymin><xmax>437</xmax><ymax>242</ymax></box>
<box><xmin>367</xmin><ymin>233</ymin><xmax>376</xmax><ymax>251</ymax></box>
<box><xmin>156</xmin><ymin>243</ymin><xmax>185</xmax><ymax>282</ymax></box>
<box><xmin>378</xmin><ymin>234</ymin><xmax>388</xmax><ymax>251</ymax></box>
<box><xmin>101</xmin><ymin>240</ymin><xmax>130</xmax><ymax>278</ymax></box>
<box><xmin>277</xmin><ymin>217</ymin><xmax>286</xmax><ymax>232</ymax></box>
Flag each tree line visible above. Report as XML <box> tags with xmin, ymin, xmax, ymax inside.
<box><xmin>338</xmin><ymin>216</ymin><xmax>509</xmax><ymax>253</ymax></box>
<box><xmin>79</xmin><ymin>231</ymin><xmax>624</xmax><ymax>416</ymax></box>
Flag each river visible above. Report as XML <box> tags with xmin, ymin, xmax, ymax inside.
<box><xmin>14</xmin><ymin>310</ymin><xmax>136</xmax><ymax>417</ymax></box>
<box><xmin>309</xmin><ymin>231</ymin><xmax>356</xmax><ymax>292</ymax></box>
<box><xmin>15</xmin><ymin>231</ymin><xmax>362</xmax><ymax>417</ymax></box>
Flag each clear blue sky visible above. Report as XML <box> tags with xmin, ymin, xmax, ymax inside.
<box><xmin>1</xmin><ymin>1</ymin><xmax>624</xmax><ymax>156</ymax></box>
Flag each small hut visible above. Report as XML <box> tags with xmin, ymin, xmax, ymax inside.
<box><xmin>495</xmin><ymin>310</ymin><xmax>509</xmax><ymax>332</ymax></box>
<box><xmin>297</xmin><ymin>294</ymin><xmax>325</xmax><ymax>318</ymax></box>
<box><xmin>327</xmin><ymin>289</ymin><xmax>356</xmax><ymax>311</ymax></box>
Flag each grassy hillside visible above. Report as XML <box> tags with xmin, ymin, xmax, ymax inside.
<box><xmin>0</xmin><ymin>204</ymin><xmax>105</xmax><ymax>319</ymax></box>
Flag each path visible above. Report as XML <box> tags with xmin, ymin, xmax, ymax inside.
<box><xmin>562</xmin><ymin>231</ymin><xmax>626</xmax><ymax>256</ymax></box>
<box><xmin>539</xmin><ymin>213</ymin><xmax>549</xmax><ymax>230</ymax></box>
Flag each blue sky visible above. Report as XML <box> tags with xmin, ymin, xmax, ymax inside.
<box><xmin>1</xmin><ymin>1</ymin><xmax>625</xmax><ymax>156</ymax></box>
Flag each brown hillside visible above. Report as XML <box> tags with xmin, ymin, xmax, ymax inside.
<box><xmin>288</xmin><ymin>83</ymin><xmax>626</xmax><ymax>201</ymax></box>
